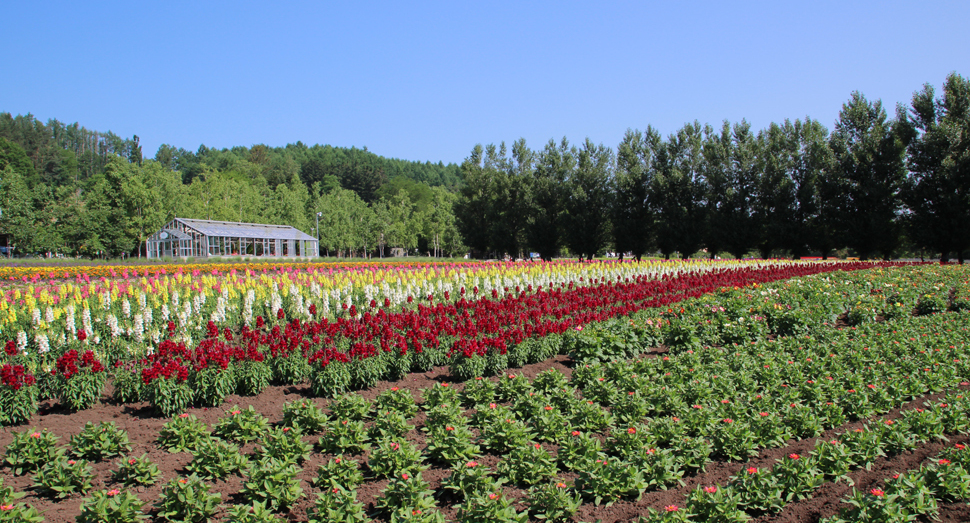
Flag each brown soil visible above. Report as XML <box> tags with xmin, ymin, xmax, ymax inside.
<box><xmin>2</xmin><ymin>353</ymin><xmax>967</xmax><ymax>523</ymax></box>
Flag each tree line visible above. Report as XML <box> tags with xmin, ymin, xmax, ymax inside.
<box><xmin>1</xmin><ymin>73</ymin><xmax>967</xmax><ymax>261</ymax></box>
<box><xmin>0</xmin><ymin>115</ymin><xmax>464</xmax><ymax>258</ymax></box>
<box><xmin>457</xmin><ymin>73</ymin><xmax>970</xmax><ymax>262</ymax></box>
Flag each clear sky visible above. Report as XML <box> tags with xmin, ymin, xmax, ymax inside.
<box><xmin>3</xmin><ymin>1</ymin><xmax>968</xmax><ymax>165</ymax></box>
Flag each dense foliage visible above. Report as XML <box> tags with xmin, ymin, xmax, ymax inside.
<box><xmin>1</xmin><ymin>73</ymin><xmax>968</xmax><ymax>261</ymax></box>
<box><xmin>458</xmin><ymin>73</ymin><xmax>970</xmax><ymax>262</ymax></box>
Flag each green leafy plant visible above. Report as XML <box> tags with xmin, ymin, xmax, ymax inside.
<box><xmin>375</xmin><ymin>386</ymin><xmax>419</xmax><ymax>418</ymax></box>
<box><xmin>225</xmin><ymin>501</ymin><xmax>286</xmax><ymax>523</ymax></box>
<box><xmin>184</xmin><ymin>437</ymin><xmax>248</xmax><ymax>480</ymax></box>
<box><xmin>497</xmin><ymin>441</ymin><xmax>558</xmax><ymax>487</ymax></box>
<box><xmin>307</xmin><ymin>486</ymin><xmax>369</xmax><ymax>523</ymax></box>
<box><xmin>240</xmin><ymin>457</ymin><xmax>303</xmax><ymax>512</ymax></box>
<box><xmin>190</xmin><ymin>365</ymin><xmax>235</xmax><ymax>407</ymax></box>
<box><xmin>441</xmin><ymin>459</ymin><xmax>503</xmax><ymax>499</ymax></box>
<box><xmin>212</xmin><ymin>404</ymin><xmax>269</xmax><ymax>443</ymax></box>
<box><xmin>281</xmin><ymin>399</ymin><xmax>329</xmax><ymax>433</ymax></box>
<box><xmin>377</xmin><ymin>472</ymin><xmax>444</xmax><ymax>523</ymax></box>
<box><xmin>917</xmin><ymin>459</ymin><xmax>970</xmax><ymax>502</ymax></box>
<box><xmin>157</xmin><ymin>414</ymin><xmax>211</xmax><ymax>453</ymax></box>
<box><xmin>607</xmin><ymin>424</ymin><xmax>653</xmax><ymax>460</ymax></box>
<box><xmin>76</xmin><ymin>489</ymin><xmax>149</xmax><ymax>523</ymax></box>
<box><xmin>574</xmin><ymin>456</ymin><xmax>648</xmax><ymax>506</ymax></box>
<box><xmin>683</xmin><ymin>485</ymin><xmax>748</xmax><ymax>523</ymax></box>
<box><xmin>640</xmin><ymin>504</ymin><xmax>695</xmax><ymax>523</ymax></box>
<box><xmin>113</xmin><ymin>454</ymin><xmax>161</xmax><ymax>486</ymax></box>
<box><xmin>317</xmin><ymin>419</ymin><xmax>370</xmax><ymax>455</ymax></box>
<box><xmin>423</xmin><ymin>403</ymin><xmax>466</xmax><ymax>431</ymax></box>
<box><xmin>478</xmin><ymin>416</ymin><xmax>535</xmax><ymax>453</ymax></box>
<box><xmin>33</xmin><ymin>457</ymin><xmax>94</xmax><ymax>499</ymax></box>
<box><xmin>270</xmin><ymin>349</ymin><xmax>312</xmax><ymax>385</ymax></box>
<box><xmin>3</xmin><ymin>428</ymin><xmax>63</xmax><ymax>475</ymax></box>
<box><xmin>310</xmin><ymin>359</ymin><xmax>351</xmax><ymax>398</ymax></box>
<box><xmin>457</xmin><ymin>489</ymin><xmax>529</xmax><ymax>523</ymax></box>
<box><xmin>729</xmin><ymin>466</ymin><xmax>785</xmax><ymax>513</ymax></box>
<box><xmin>143</xmin><ymin>375</ymin><xmax>193</xmax><ymax>418</ymax></box>
<box><xmin>425</xmin><ymin>424</ymin><xmax>480</xmax><ymax>466</ymax></box>
<box><xmin>449</xmin><ymin>351</ymin><xmax>488</xmax><ymax>382</ymax></box>
<box><xmin>110</xmin><ymin>364</ymin><xmax>142</xmax><ymax>404</ymax></box>
<box><xmin>0</xmin><ymin>477</ymin><xmax>44</xmax><ymax>523</ymax></box>
<box><xmin>328</xmin><ymin>392</ymin><xmax>371</xmax><ymax>420</ymax></box>
<box><xmin>155</xmin><ymin>474</ymin><xmax>221</xmax><ymax>523</ymax></box>
<box><xmin>313</xmin><ymin>455</ymin><xmax>364</xmax><ymax>491</ymax></box>
<box><xmin>235</xmin><ymin>359</ymin><xmax>272</xmax><ymax>396</ymax></box>
<box><xmin>772</xmin><ymin>453</ymin><xmax>824</xmax><ymax>502</ymax></box>
<box><xmin>252</xmin><ymin>426</ymin><xmax>311</xmax><ymax>465</ymax></box>
<box><xmin>70</xmin><ymin>421</ymin><xmax>131</xmax><ymax>461</ymax></box>
<box><xmin>370</xmin><ymin>409</ymin><xmax>413</xmax><ymax>439</ymax></box>
<box><xmin>368</xmin><ymin>438</ymin><xmax>427</xmax><ymax>479</ymax></box>
<box><xmin>630</xmin><ymin>447</ymin><xmax>684</xmax><ymax>490</ymax></box>
<box><xmin>528</xmin><ymin>481</ymin><xmax>583</xmax><ymax>522</ymax></box>
<box><xmin>558</xmin><ymin>430</ymin><xmax>603</xmax><ymax>471</ymax></box>
<box><xmin>421</xmin><ymin>382</ymin><xmax>459</xmax><ymax>410</ymax></box>
<box><xmin>460</xmin><ymin>377</ymin><xmax>496</xmax><ymax>407</ymax></box>
<box><xmin>821</xmin><ymin>485</ymin><xmax>918</xmax><ymax>523</ymax></box>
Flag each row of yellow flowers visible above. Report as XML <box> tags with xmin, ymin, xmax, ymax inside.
<box><xmin>0</xmin><ymin>259</ymin><xmax>488</xmax><ymax>283</ymax></box>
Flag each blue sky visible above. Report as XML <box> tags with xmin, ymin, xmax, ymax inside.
<box><xmin>3</xmin><ymin>1</ymin><xmax>968</xmax><ymax>165</ymax></box>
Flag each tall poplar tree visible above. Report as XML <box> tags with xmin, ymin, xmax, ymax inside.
<box><xmin>903</xmin><ymin>73</ymin><xmax>970</xmax><ymax>262</ymax></box>
<box><xmin>829</xmin><ymin>92</ymin><xmax>910</xmax><ymax>259</ymax></box>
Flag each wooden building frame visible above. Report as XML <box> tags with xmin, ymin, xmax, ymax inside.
<box><xmin>146</xmin><ymin>218</ymin><xmax>318</xmax><ymax>259</ymax></box>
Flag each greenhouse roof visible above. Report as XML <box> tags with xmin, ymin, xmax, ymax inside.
<box><xmin>175</xmin><ymin>218</ymin><xmax>315</xmax><ymax>241</ymax></box>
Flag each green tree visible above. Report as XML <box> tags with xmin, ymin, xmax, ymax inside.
<box><xmin>903</xmin><ymin>73</ymin><xmax>970</xmax><ymax>262</ymax></box>
<box><xmin>424</xmin><ymin>186</ymin><xmax>463</xmax><ymax>257</ymax></box>
<box><xmin>612</xmin><ymin>128</ymin><xmax>658</xmax><ymax>261</ymax></box>
<box><xmin>565</xmin><ymin>138</ymin><xmax>613</xmax><ymax>260</ymax></box>
<box><xmin>0</xmin><ymin>166</ymin><xmax>35</xmax><ymax>254</ymax></box>
<box><xmin>829</xmin><ymin>92</ymin><xmax>910</xmax><ymax>259</ymax></box>
<box><xmin>528</xmin><ymin>138</ymin><xmax>573</xmax><ymax>261</ymax></box>
<box><xmin>703</xmin><ymin>121</ymin><xmax>761</xmax><ymax>259</ymax></box>
<box><xmin>652</xmin><ymin>123</ymin><xmax>707</xmax><ymax>259</ymax></box>
<box><xmin>490</xmin><ymin>139</ymin><xmax>533</xmax><ymax>259</ymax></box>
<box><xmin>456</xmin><ymin>144</ymin><xmax>495</xmax><ymax>256</ymax></box>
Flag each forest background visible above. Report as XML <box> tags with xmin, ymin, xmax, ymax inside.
<box><xmin>1</xmin><ymin>73</ymin><xmax>968</xmax><ymax>262</ymax></box>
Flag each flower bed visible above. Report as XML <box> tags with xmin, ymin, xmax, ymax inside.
<box><xmin>0</xmin><ymin>263</ymin><xmax>968</xmax><ymax>521</ymax></box>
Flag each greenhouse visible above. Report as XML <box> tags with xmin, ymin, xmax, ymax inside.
<box><xmin>146</xmin><ymin>218</ymin><xmax>318</xmax><ymax>259</ymax></box>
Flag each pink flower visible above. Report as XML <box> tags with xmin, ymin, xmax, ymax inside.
<box><xmin>665</xmin><ymin>505</ymin><xmax>679</xmax><ymax>512</ymax></box>
<box><xmin>703</xmin><ymin>486</ymin><xmax>717</xmax><ymax>494</ymax></box>
<box><xmin>788</xmin><ymin>453</ymin><xmax>800</xmax><ymax>460</ymax></box>
<box><xmin>940</xmin><ymin>459</ymin><xmax>951</xmax><ymax>465</ymax></box>
<box><xmin>870</xmin><ymin>488</ymin><xmax>885</xmax><ymax>497</ymax></box>
<box><xmin>747</xmin><ymin>467</ymin><xmax>758</xmax><ymax>474</ymax></box>
<box><xmin>627</xmin><ymin>427</ymin><xmax>636</xmax><ymax>434</ymax></box>
<box><xmin>107</xmin><ymin>489</ymin><xmax>120</xmax><ymax>497</ymax></box>
<box><xmin>30</xmin><ymin>432</ymin><xmax>41</xmax><ymax>438</ymax></box>
<box><xmin>467</xmin><ymin>461</ymin><xmax>479</xmax><ymax>468</ymax></box>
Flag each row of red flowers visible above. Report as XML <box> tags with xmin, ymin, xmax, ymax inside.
<box><xmin>132</xmin><ymin>261</ymin><xmax>907</xmax><ymax>389</ymax></box>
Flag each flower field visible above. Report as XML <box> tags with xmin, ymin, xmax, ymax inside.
<box><xmin>1</xmin><ymin>260</ymin><xmax>969</xmax><ymax>522</ymax></box>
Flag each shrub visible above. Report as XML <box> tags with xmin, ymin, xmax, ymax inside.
<box><xmin>70</xmin><ymin>421</ymin><xmax>131</xmax><ymax>461</ymax></box>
